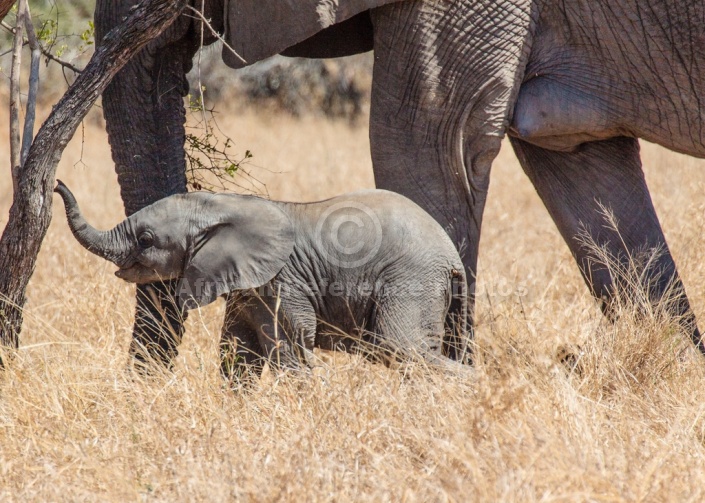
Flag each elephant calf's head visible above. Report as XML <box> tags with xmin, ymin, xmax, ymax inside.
<box><xmin>54</xmin><ymin>180</ymin><xmax>193</xmax><ymax>285</ymax></box>
<box><xmin>54</xmin><ymin>181</ymin><xmax>295</xmax><ymax>310</ymax></box>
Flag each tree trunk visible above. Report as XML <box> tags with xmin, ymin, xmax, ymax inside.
<box><xmin>0</xmin><ymin>0</ymin><xmax>15</xmax><ymax>24</ymax></box>
<box><xmin>0</xmin><ymin>0</ymin><xmax>186</xmax><ymax>358</ymax></box>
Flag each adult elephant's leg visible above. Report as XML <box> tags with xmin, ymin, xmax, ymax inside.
<box><xmin>511</xmin><ymin>137</ymin><xmax>702</xmax><ymax>351</ymax></box>
<box><xmin>369</xmin><ymin>0</ymin><xmax>534</xmax><ymax>354</ymax></box>
<box><xmin>96</xmin><ymin>2</ymin><xmax>198</xmax><ymax>368</ymax></box>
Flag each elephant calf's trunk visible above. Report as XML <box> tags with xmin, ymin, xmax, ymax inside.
<box><xmin>54</xmin><ymin>180</ymin><xmax>130</xmax><ymax>266</ymax></box>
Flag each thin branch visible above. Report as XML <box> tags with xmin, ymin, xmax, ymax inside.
<box><xmin>2</xmin><ymin>13</ymin><xmax>83</xmax><ymax>73</ymax></box>
<box><xmin>9</xmin><ymin>0</ymin><xmax>25</xmax><ymax>193</ymax></box>
<box><xmin>39</xmin><ymin>45</ymin><xmax>83</xmax><ymax>74</ymax></box>
<box><xmin>21</xmin><ymin>2</ymin><xmax>40</xmax><ymax>166</ymax></box>
<box><xmin>185</xmin><ymin>5</ymin><xmax>246</xmax><ymax>64</ymax></box>
<box><xmin>0</xmin><ymin>43</ymin><xmax>82</xmax><ymax>73</ymax></box>
<box><xmin>1</xmin><ymin>18</ymin><xmax>83</xmax><ymax>72</ymax></box>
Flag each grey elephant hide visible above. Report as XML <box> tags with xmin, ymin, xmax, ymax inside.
<box><xmin>222</xmin><ymin>0</ymin><xmax>399</xmax><ymax>66</ymax></box>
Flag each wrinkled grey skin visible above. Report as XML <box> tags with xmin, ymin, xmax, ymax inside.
<box><xmin>94</xmin><ymin>0</ymin><xmax>705</xmax><ymax>364</ymax></box>
<box><xmin>55</xmin><ymin>181</ymin><xmax>468</xmax><ymax>374</ymax></box>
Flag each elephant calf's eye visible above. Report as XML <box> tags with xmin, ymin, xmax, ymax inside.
<box><xmin>138</xmin><ymin>232</ymin><xmax>154</xmax><ymax>249</ymax></box>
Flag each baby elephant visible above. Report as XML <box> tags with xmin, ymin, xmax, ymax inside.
<box><xmin>55</xmin><ymin>181</ymin><xmax>468</xmax><ymax>375</ymax></box>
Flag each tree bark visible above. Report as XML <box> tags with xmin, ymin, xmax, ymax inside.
<box><xmin>9</xmin><ymin>0</ymin><xmax>25</xmax><ymax>194</ymax></box>
<box><xmin>0</xmin><ymin>0</ymin><xmax>15</xmax><ymax>24</ymax></box>
<box><xmin>0</xmin><ymin>0</ymin><xmax>186</xmax><ymax>355</ymax></box>
<box><xmin>21</xmin><ymin>2</ymin><xmax>40</xmax><ymax>166</ymax></box>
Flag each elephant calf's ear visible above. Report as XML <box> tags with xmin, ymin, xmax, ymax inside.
<box><xmin>178</xmin><ymin>195</ymin><xmax>295</xmax><ymax>310</ymax></box>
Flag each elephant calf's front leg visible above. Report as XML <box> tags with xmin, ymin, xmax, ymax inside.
<box><xmin>233</xmin><ymin>289</ymin><xmax>317</xmax><ymax>372</ymax></box>
<box><xmin>221</xmin><ymin>293</ymin><xmax>267</xmax><ymax>381</ymax></box>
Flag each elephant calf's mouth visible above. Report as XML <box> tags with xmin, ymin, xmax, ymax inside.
<box><xmin>115</xmin><ymin>264</ymin><xmax>164</xmax><ymax>284</ymax></box>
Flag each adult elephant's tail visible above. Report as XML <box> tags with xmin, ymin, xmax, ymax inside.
<box><xmin>444</xmin><ymin>268</ymin><xmax>470</xmax><ymax>364</ymax></box>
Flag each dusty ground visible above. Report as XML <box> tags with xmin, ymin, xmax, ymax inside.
<box><xmin>2</xmin><ymin>98</ymin><xmax>705</xmax><ymax>501</ymax></box>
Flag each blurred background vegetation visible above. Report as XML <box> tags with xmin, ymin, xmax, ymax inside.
<box><xmin>1</xmin><ymin>0</ymin><xmax>373</xmax><ymax>120</ymax></box>
<box><xmin>0</xmin><ymin>0</ymin><xmax>94</xmax><ymax>39</ymax></box>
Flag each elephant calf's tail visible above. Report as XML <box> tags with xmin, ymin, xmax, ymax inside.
<box><xmin>443</xmin><ymin>268</ymin><xmax>470</xmax><ymax>364</ymax></box>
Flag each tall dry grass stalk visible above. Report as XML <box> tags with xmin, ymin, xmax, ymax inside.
<box><xmin>1</xmin><ymin>106</ymin><xmax>705</xmax><ymax>500</ymax></box>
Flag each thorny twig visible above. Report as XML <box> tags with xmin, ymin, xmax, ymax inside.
<box><xmin>184</xmin><ymin>111</ymin><xmax>257</xmax><ymax>194</ymax></box>
<box><xmin>184</xmin><ymin>2</ymin><xmax>258</xmax><ymax>195</ymax></box>
<box><xmin>38</xmin><ymin>45</ymin><xmax>82</xmax><ymax>73</ymax></box>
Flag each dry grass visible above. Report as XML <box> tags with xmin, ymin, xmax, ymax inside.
<box><xmin>2</xmin><ymin>99</ymin><xmax>705</xmax><ymax>501</ymax></box>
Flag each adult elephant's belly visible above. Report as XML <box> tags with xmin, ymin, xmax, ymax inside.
<box><xmin>508</xmin><ymin>76</ymin><xmax>630</xmax><ymax>152</ymax></box>
<box><xmin>509</xmin><ymin>73</ymin><xmax>705</xmax><ymax>158</ymax></box>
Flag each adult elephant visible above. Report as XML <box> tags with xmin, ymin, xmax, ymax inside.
<box><xmin>94</xmin><ymin>0</ymin><xmax>702</xmax><ymax>367</ymax></box>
